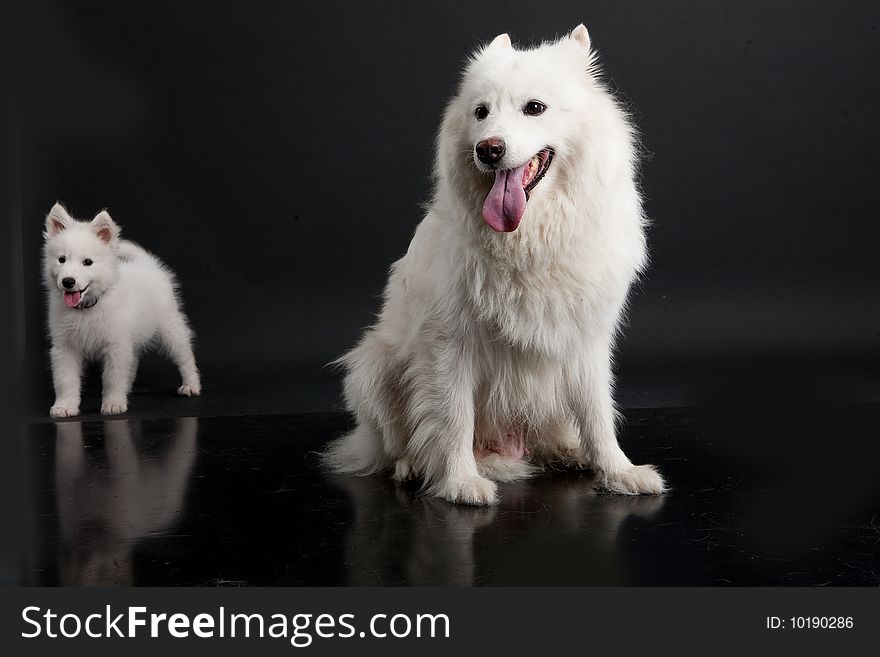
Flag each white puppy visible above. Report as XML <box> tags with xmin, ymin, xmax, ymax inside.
<box><xmin>43</xmin><ymin>203</ymin><xmax>200</xmax><ymax>417</ymax></box>
<box><xmin>325</xmin><ymin>25</ymin><xmax>665</xmax><ymax>505</ymax></box>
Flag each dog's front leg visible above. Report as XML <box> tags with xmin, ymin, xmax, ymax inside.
<box><xmin>407</xmin><ymin>340</ymin><xmax>496</xmax><ymax>506</ymax></box>
<box><xmin>567</xmin><ymin>342</ymin><xmax>666</xmax><ymax>495</ymax></box>
<box><xmin>50</xmin><ymin>344</ymin><xmax>83</xmax><ymax>418</ymax></box>
<box><xmin>101</xmin><ymin>343</ymin><xmax>136</xmax><ymax>415</ymax></box>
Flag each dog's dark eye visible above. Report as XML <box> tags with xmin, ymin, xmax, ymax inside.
<box><xmin>58</xmin><ymin>256</ymin><xmax>66</xmax><ymax>264</ymax></box>
<box><xmin>474</xmin><ymin>105</ymin><xmax>489</xmax><ymax>120</ymax></box>
<box><xmin>83</xmin><ymin>258</ymin><xmax>93</xmax><ymax>267</ymax></box>
<box><xmin>524</xmin><ymin>100</ymin><xmax>547</xmax><ymax>116</ymax></box>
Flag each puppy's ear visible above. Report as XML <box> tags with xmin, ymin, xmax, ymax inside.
<box><xmin>91</xmin><ymin>210</ymin><xmax>120</xmax><ymax>243</ymax></box>
<box><xmin>488</xmin><ymin>33</ymin><xmax>512</xmax><ymax>49</ymax></box>
<box><xmin>45</xmin><ymin>202</ymin><xmax>72</xmax><ymax>237</ymax></box>
<box><xmin>570</xmin><ymin>23</ymin><xmax>591</xmax><ymax>49</ymax></box>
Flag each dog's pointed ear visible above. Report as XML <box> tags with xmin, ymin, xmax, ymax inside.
<box><xmin>45</xmin><ymin>202</ymin><xmax>72</xmax><ymax>236</ymax></box>
<box><xmin>91</xmin><ymin>210</ymin><xmax>120</xmax><ymax>243</ymax></box>
<box><xmin>488</xmin><ymin>33</ymin><xmax>512</xmax><ymax>50</ymax></box>
<box><xmin>570</xmin><ymin>23</ymin><xmax>591</xmax><ymax>49</ymax></box>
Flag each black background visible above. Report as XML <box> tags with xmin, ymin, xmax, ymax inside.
<box><xmin>12</xmin><ymin>0</ymin><xmax>880</xmax><ymax>414</ymax></box>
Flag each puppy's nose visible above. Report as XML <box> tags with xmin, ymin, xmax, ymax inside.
<box><xmin>475</xmin><ymin>138</ymin><xmax>505</xmax><ymax>165</ymax></box>
<box><xmin>62</xmin><ymin>277</ymin><xmax>76</xmax><ymax>290</ymax></box>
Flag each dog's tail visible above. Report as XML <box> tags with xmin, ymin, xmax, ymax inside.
<box><xmin>323</xmin><ymin>331</ymin><xmax>402</xmax><ymax>476</ymax></box>
<box><xmin>322</xmin><ymin>424</ymin><xmax>387</xmax><ymax>476</ymax></box>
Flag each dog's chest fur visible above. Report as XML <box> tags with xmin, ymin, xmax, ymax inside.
<box><xmin>462</xmin><ymin>236</ymin><xmax>594</xmax><ymax>360</ymax></box>
<box><xmin>48</xmin><ymin>290</ymin><xmax>157</xmax><ymax>359</ymax></box>
<box><xmin>50</xmin><ymin>300</ymin><xmax>117</xmax><ymax>357</ymax></box>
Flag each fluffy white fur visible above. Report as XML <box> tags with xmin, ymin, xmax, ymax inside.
<box><xmin>325</xmin><ymin>25</ymin><xmax>665</xmax><ymax>505</ymax></box>
<box><xmin>43</xmin><ymin>203</ymin><xmax>200</xmax><ymax>417</ymax></box>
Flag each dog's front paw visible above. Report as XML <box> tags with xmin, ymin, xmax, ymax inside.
<box><xmin>100</xmin><ymin>399</ymin><xmax>128</xmax><ymax>415</ymax></box>
<box><xmin>600</xmin><ymin>464</ymin><xmax>666</xmax><ymax>495</ymax></box>
<box><xmin>177</xmin><ymin>383</ymin><xmax>201</xmax><ymax>397</ymax></box>
<box><xmin>50</xmin><ymin>403</ymin><xmax>80</xmax><ymax>418</ymax></box>
<box><xmin>433</xmin><ymin>475</ymin><xmax>498</xmax><ymax>506</ymax></box>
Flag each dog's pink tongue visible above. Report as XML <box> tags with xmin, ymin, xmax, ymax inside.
<box><xmin>63</xmin><ymin>291</ymin><xmax>81</xmax><ymax>308</ymax></box>
<box><xmin>482</xmin><ymin>164</ymin><xmax>529</xmax><ymax>232</ymax></box>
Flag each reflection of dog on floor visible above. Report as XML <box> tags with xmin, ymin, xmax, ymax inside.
<box><xmin>54</xmin><ymin>418</ymin><xmax>197</xmax><ymax>585</ymax></box>
<box><xmin>331</xmin><ymin>473</ymin><xmax>664</xmax><ymax>585</ymax></box>
<box><xmin>325</xmin><ymin>25</ymin><xmax>664</xmax><ymax>505</ymax></box>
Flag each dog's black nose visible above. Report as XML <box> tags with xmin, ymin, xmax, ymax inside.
<box><xmin>62</xmin><ymin>277</ymin><xmax>76</xmax><ymax>290</ymax></box>
<box><xmin>475</xmin><ymin>138</ymin><xmax>505</xmax><ymax>165</ymax></box>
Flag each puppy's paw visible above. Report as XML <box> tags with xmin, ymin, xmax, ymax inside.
<box><xmin>50</xmin><ymin>403</ymin><xmax>80</xmax><ymax>418</ymax></box>
<box><xmin>100</xmin><ymin>399</ymin><xmax>128</xmax><ymax>416</ymax></box>
<box><xmin>601</xmin><ymin>464</ymin><xmax>666</xmax><ymax>495</ymax></box>
<box><xmin>391</xmin><ymin>457</ymin><xmax>415</xmax><ymax>482</ymax></box>
<box><xmin>177</xmin><ymin>383</ymin><xmax>201</xmax><ymax>397</ymax></box>
<box><xmin>433</xmin><ymin>475</ymin><xmax>498</xmax><ymax>506</ymax></box>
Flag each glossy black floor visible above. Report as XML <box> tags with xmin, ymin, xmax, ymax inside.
<box><xmin>17</xmin><ymin>388</ymin><xmax>880</xmax><ymax>586</ymax></box>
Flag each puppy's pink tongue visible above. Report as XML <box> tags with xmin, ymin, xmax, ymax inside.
<box><xmin>63</xmin><ymin>291</ymin><xmax>81</xmax><ymax>308</ymax></box>
<box><xmin>482</xmin><ymin>163</ymin><xmax>529</xmax><ymax>232</ymax></box>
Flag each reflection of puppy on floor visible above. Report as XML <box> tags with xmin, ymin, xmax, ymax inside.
<box><xmin>54</xmin><ymin>418</ymin><xmax>197</xmax><ymax>585</ymax></box>
<box><xmin>331</xmin><ymin>473</ymin><xmax>663</xmax><ymax>585</ymax></box>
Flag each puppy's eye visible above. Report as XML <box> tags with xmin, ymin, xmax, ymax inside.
<box><xmin>474</xmin><ymin>105</ymin><xmax>489</xmax><ymax>120</ymax></box>
<box><xmin>58</xmin><ymin>256</ymin><xmax>66</xmax><ymax>264</ymax></box>
<box><xmin>523</xmin><ymin>100</ymin><xmax>547</xmax><ymax>116</ymax></box>
<box><xmin>83</xmin><ymin>258</ymin><xmax>93</xmax><ymax>267</ymax></box>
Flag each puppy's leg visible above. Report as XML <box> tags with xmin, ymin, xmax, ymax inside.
<box><xmin>408</xmin><ymin>341</ymin><xmax>496</xmax><ymax>506</ymax></box>
<box><xmin>101</xmin><ymin>343</ymin><xmax>136</xmax><ymax>415</ymax></box>
<box><xmin>568</xmin><ymin>343</ymin><xmax>665</xmax><ymax>495</ymax></box>
<box><xmin>50</xmin><ymin>344</ymin><xmax>83</xmax><ymax>418</ymax></box>
<box><xmin>158</xmin><ymin>310</ymin><xmax>201</xmax><ymax>396</ymax></box>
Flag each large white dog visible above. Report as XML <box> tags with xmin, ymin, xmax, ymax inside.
<box><xmin>43</xmin><ymin>203</ymin><xmax>200</xmax><ymax>417</ymax></box>
<box><xmin>326</xmin><ymin>25</ymin><xmax>665</xmax><ymax>505</ymax></box>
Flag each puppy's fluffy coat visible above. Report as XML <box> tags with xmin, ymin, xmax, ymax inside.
<box><xmin>326</xmin><ymin>25</ymin><xmax>665</xmax><ymax>505</ymax></box>
<box><xmin>44</xmin><ymin>203</ymin><xmax>200</xmax><ymax>417</ymax></box>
